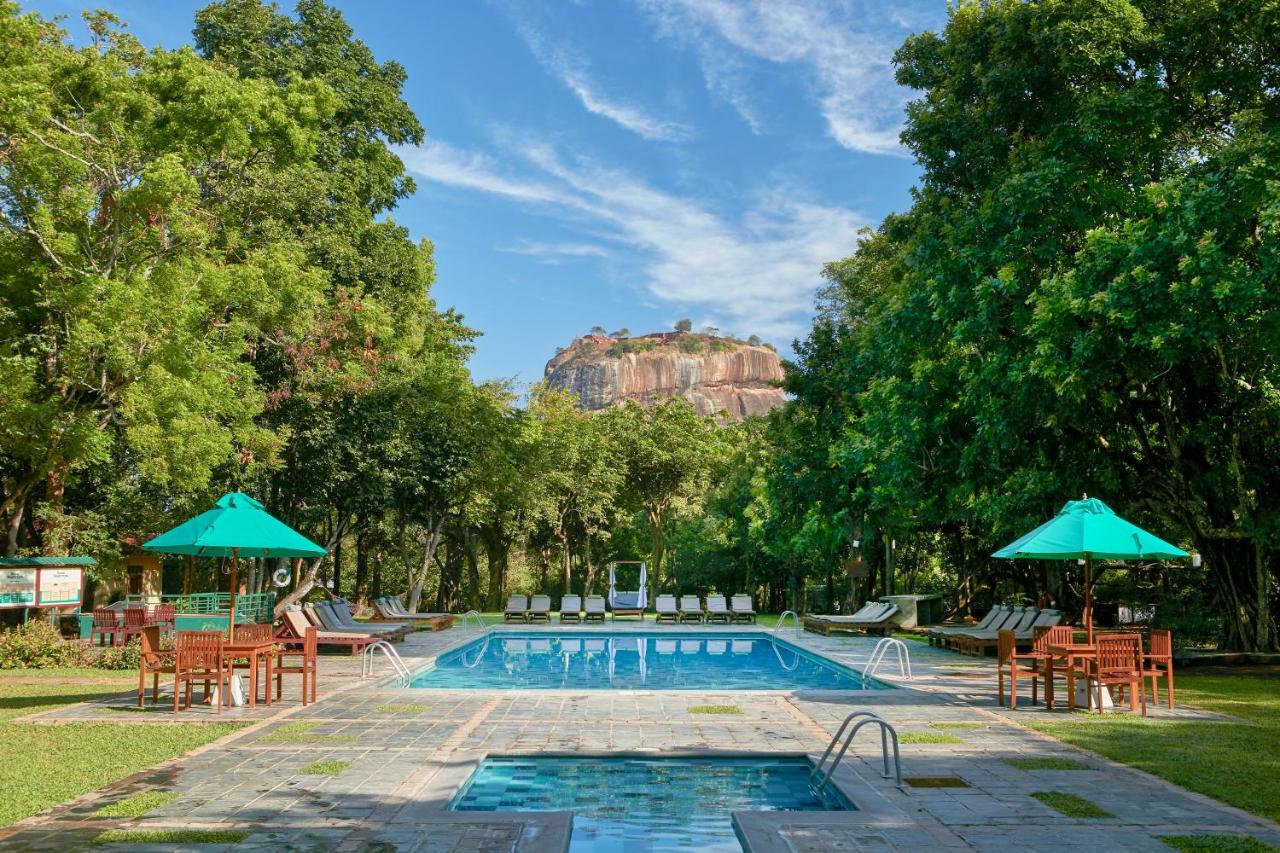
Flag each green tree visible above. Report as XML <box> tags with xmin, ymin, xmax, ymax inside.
<box><xmin>674</xmin><ymin>319</ymin><xmax>692</xmax><ymax>333</ymax></box>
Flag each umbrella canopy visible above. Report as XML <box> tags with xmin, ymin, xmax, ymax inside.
<box><xmin>993</xmin><ymin>497</ymin><xmax>1188</xmax><ymax>641</ymax></box>
<box><xmin>992</xmin><ymin>498</ymin><xmax>1187</xmax><ymax>561</ymax></box>
<box><xmin>142</xmin><ymin>492</ymin><xmax>325</xmax><ymax>558</ymax></box>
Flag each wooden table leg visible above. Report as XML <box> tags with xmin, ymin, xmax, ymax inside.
<box><xmin>247</xmin><ymin>653</ymin><xmax>257</xmax><ymax>709</ymax></box>
<box><xmin>264</xmin><ymin>651</ymin><xmax>272</xmax><ymax>707</ymax></box>
<box><xmin>1046</xmin><ymin>657</ymin><xmax>1056</xmax><ymax>709</ymax></box>
<box><xmin>1067</xmin><ymin>657</ymin><xmax>1077</xmax><ymax>711</ymax></box>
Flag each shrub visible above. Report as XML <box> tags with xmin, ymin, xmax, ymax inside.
<box><xmin>0</xmin><ymin>620</ymin><xmax>90</xmax><ymax>669</ymax></box>
<box><xmin>93</xmin><ymin>638</ymin><xmax>142</xmax><ymax>670</ymax></box>
<box><xmin>709</xmin><ymin>339</ymin><xmax>734</xmax><ymax>352</ymax></box>
<box><xmin>678</xmin><ymin>337</ymin><xmax>704</xmax><ymax>354</ymax></box>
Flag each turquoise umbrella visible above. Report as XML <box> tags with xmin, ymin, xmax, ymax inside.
<box><xmin>992</xmin><ymin>497</ymin><xmax>1188</xmax><ymax>640</ymax></box>
<box><xmin>143</xmin><ymin>492</ymin><xmax>325</xmax><ymax>639</ymax></box>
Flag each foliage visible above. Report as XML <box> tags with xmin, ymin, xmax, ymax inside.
<box><xmin>674</xmin><ymin>319</ymin><xmax>693</xmax><ymax>332</ymax></box>
<box><xmin>91</xmin><ymin>638</ymin><xmax>141</xmax><ymax>671</ymax></box>
<box><xmin>93</xmin><ymin>829</ymin><xmax>248</xmax><ymax>846</ymax></box>
<box><xmin>1159</xmin><ymin>837</ymin><xmax>1280</xmax><ymax>853</ymax></box>
<box><xmin>91</xmin><ymin>790</ymin><xmax>179</xmax><ymax>818</ymax></box>
<box><xmin>0</xmin><ymin>621</ymin><xmax>89</xmax><ymax>669</ymax></box>
<box><xmin>1029</xmin><ymin>791</ymin><xmax>1113</xmax><ymax>819</ymax></box>
<box><xmin>299</xmin><ymin>759</ymin><xmax>348</xmax><ymax>775</ymax></box>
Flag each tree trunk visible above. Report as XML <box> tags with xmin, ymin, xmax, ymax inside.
<box><xmin>648</xmin><ymin>507</ymin><xmax>666</xmax><ymax>589</ymax></box>
<box><xmin>463</xmin><ymin>529</ymin><xmax>481</xmax><ymax>610</ymax></box>
<box><xmin>5</xmin><ymin>499</ymin><xmax>24</xmax><ymax>557</ymax></box>
<box><xmin>482</xmin><ymin>529</ymin><xmax>509</xmax><ymax>611</ymax></box>
<box><xmin>436</xmin><ymin>541</ymin><xmax>462</xmax><ymax>613</ymax></box>
<box><xmin>273</xmin><ymin>513</ymin><xmax>347</xmax><ymax>617</ymax></box>
<box><xmin>332</xmin><ymin>534</ymin><xmax>343</xmax><ymax>599</ymax></box>
<box><xmin>353</xmin><ymin>521</ymin><xmax>370</xmax><ymax>603</ymax></box>
<box><xmin>1197</xmin><ymin>534</ymin><xmax>1277</xmax><ymax>652</ymax></box>
<box><xmin>407</xmin><ymin>514</ymin><xmax>445</xmax><ymax>613</ymax></box>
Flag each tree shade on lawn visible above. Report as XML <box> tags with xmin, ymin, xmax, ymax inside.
<box><xmin>143</xmin><ymin>492</ymin><xmax>326</xmax><ymax>639</ymax></box>
<box><xmin>992</xmin><ymin>498</ymin><xmax>1187</xmax><ymax>640</ymax></box>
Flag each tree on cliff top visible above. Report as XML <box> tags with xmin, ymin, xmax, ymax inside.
<box><xmin>674</xmin><ymin>319</ymin><xmax>692</xmax><ymax>332</ymax></box>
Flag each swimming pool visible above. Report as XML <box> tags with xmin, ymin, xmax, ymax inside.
<box><xmin>450</xmin><ymin>755</ymin><xmax>853</xmax><ymax>851</ymax></box>
<box><xmin>408</xmin><ymin>632</ymin><xmax>888</xmax><ymax>690</ymax></box>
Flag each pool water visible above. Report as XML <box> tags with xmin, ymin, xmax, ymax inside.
<box><xmin>450</xmin><ymin>756</ymin><xmax>853</xmax><ymax>851</ymax></box>
<box><xmin>408</xmin><ymin>632</ymin><xmax>887</xmax><ymax>690</ymax></box>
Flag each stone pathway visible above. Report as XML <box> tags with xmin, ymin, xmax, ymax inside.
<box><xmin>3</xmin><ymin>624</ymin><xmax>1277</xmax><ymax>851</ymax></box>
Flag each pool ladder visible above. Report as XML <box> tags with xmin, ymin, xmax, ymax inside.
<box><xmin>864</xmin><ymin>637</ymin><xmax>912</xmax><ymax>679</ymax></box>
<box><xmin>362</xmin><ymin>640</ymin><xmax>411</xmax><ymax>686</ymax></box>
<box><xmin>774</xmin><ymin>610</ymin><xmax>801</xmax><ymax>639</ymax></box>
<box><xmin>460</xmin><ymin>609</ymin><xmax>486</xmax><ymax>634</ymax></box>
<box><xmin>811</xmin><ymin>710</ymin><xmax>903</xmax><ymax>791</ymax></box>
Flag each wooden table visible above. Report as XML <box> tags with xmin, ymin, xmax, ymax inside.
<box><xmin>1045</xmin><ymin>643</ymin><xmax>1097</xmax><ymax>710</ymax></box>
<box><xmin>221</xmin><ymin>640</ymin><xmax>275</xmax><ymax>709</ymax></box>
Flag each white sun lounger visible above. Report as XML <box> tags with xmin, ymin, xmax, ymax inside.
<box><xmin>678</xmin><ymin>595</ymin><xmax>704</xmax><ymax>623</ymax></box>
<box><xmin>504</xmin><ymin>594</ymin><xmax>528</xmax><ymax>623</ymax></box>
<box><xmin>584</xmin><ymin>595</ymin><xmax>607</xmax><ymax>623</ymax></box>
<box><xmin>731</xmin><ymin>594</ymin><xmax>756</xmax><ymax>623</ymax></box>
<box><xmin>528</xmin><ymin>594</ymin><xmax>551</xmax><ymax>623</ymax></box>
<box><xmin>705</xmin><ymin>594</ymin><xmax>730</xmax><ymax>623</ymax></box>
<box><xmin>560</xmin><ymin>595</ymin><xmax>582</xmax><ymax>623</ymax></box>
<box><xmin>655</xmin><ymin>594</ymin><xmax>678</xmax><ymax>623</ymax></box>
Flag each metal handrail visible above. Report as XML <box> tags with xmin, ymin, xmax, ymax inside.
<box><xmin>460</xmin><ymin>610</ymin><xmax>486</xmax><ymax>634</ymax></box>
<box><xmin>812</xmin><ymin>710</ymin><xmax>903</xmax><ymax>790</ymax></box>
<box><xmin>462</xmin><ymin>632</ymin><xmax>491</xmax><ymax>668</ymax></box>
<box><xmin>362</xmin><ymin>640</ymin><xmax>410</xmax><ymax>685</ymax></box>
<box><xmin>865</xmin><ymin>637</ymin><xmax>912</xmax><ymax>679</ymax></box>
<box><xmin>771</xmin><ymin>638</ymin><xmax>802</xmax><ymax>671</ymax></box>
<box><xmin>774</xmin><ymin>610</ymin><xmax>801</xmax><ymax>639</ymax></box>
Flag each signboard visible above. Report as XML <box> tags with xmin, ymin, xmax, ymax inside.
<box><xmin>0</xmin><ymin>569</ymin><xmax>37</xmax><ymax>608</ymax></box>
<box><xmin>37</xmin><ymin>568</ymin><xmax>83</xmax><ymax>607</ymax></box>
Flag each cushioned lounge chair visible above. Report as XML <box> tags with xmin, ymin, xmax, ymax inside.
<box><xmin>281</xmin><ymin>607</ymin><xmax>374</xmax><ymax>655</ymax></box>
<box><xmin>584</xmin><ymin>595</ymin><xmax>606</xmax><ymax>623</ymax></box>
<box><xmin>332</xmin><ymin>598</ymin><xmax>406</xmax><ymax>634</ymax></box>
<box><xmin>802</xmin><ymin>603</ymin><xmax>901</xmax><ymax>635</ymax></box>
<box><xmin>705</xmin><ymin>594</ymin><xmax>730</xmax><ymax>623</ymax></box>
<box><xmin>316</xmin><ymin>600</ymin><xmax>407</xmax><ymax>640</ymax></box>
<box><xmin>528</xmin><ymin>594</ymin><xmax>551</xmax><ymax>623</ymax></box>
<box><xmin>927</xmin><ymin>605</ymin><xmax>1008</xmax><ymax>646</ymax></box>
<box><xmin>504</xmin><ymin>594</ymin><xmax>528</xmax><ymax>623</ymax></box>
<box><xmin>952</xmin><ymin>607</ymin><xmax>1046</xmax><ymax>654</ymax></box>
<box><xmin>654</xmin><ymin>594</ymin><xmax>678</xmax><ymax>623</ymax></box>
<box><xmin>731</xmin><ymin>594</ymin><xmax>756</xmax><ymax>623</ymax></box>
<box><xmin>560</xmin><ymin>594</ymin><xmax>582</xmax><ymax>623</ymax></box>
<box><xmin>678</xmin><ymin>595</ymin><xmax>704</xmax><ymax>623</ymax></box>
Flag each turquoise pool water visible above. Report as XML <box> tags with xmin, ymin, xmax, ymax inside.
<box><xmin>408</xmin><ymin>632</ymin><xmax>888</xmax><ymax>690</ymax></box>
<box><xmin>450</xmin><ymin>756</ymin><xmax>853</xmax><ymax>851</ymax></box>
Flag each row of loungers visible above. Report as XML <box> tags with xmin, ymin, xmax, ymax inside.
<box><xmin>925</xmin><ymin>605</ymin><xmax>1063</xmax><ymax>655</ymax></box>
<box><xmin>803</xmin><ymin>601</ymin><xmax>902</xmax><ymax>636</ymax></box>
<box><xmin>503</xmin><ymin>594</ymin><xmax>757</xmax><ymax>624</ymax></box>
<box><xmin>277</xmin><ymin>597</ymin><xmax>452</xmax><ymax>654</ymax></box>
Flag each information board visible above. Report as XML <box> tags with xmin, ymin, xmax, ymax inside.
<box><xmin>37</xmin><ymin>568</ymin><xmax>83</xmax><ymax>606</ymax></box>
<box><xmin>0</xmin><ymin>569</ymin><xmax>37</xmax><ymax>608</ymax></box>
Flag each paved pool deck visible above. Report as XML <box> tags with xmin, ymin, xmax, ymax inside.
<box><xmin>5</xmin><ymin>623</ymin><xmax>1278</xmax><ymax>852</ymax></box>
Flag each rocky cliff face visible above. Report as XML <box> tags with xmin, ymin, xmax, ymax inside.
<box><xmin>544</xmin><ymin>333</ymin><xmax>787</xmax><ymax>421</ymax></box>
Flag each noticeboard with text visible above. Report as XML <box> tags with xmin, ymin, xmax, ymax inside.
<box><xmin>0</xmin><ymin>569</ymin><xmax>37</xmax><ymax>608</ymax></box>
<box><xmin>37</xmin><ymin>568</ymin><xmax>83</xmax><ymax>607</ymax></box>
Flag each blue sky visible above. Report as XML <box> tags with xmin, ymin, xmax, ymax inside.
<box><xmin>30</xmin><ymin>0</ymin><xmax>946</xmax><ymax>384</ymax></box>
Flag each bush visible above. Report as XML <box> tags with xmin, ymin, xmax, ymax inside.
<box><xmin>93</xmin><ymin>639</ymin><xmax>142</xmax><ymax>670</ymax></box>
<box><xmin>678</xmin><ymin>337</ymin><xmax>704</xmax><ymax>354</ymax></box>
<box><xmin>0</xmin><ymin>620</ymin><xmax>90</xmax><ymax>669</ymax></box>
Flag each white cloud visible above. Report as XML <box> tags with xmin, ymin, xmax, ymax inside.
<box><xmin>515</xmin><ymin>21</ymin><xmax>693</xmax><ymax>142</ymax></box>
<box><xmin>502</xmin><ymin>241</ymin><xmax>613</xmax><ymax>264</ymax></box>
<box><xmin>399</xmin><ymin>138</ymin><xmax>866</xmax><ymax>342</ymax></box>
<box><xmin>638</xmin><ymin>0</ymin><xmax>927</xmax><ymax>156</ymax></box>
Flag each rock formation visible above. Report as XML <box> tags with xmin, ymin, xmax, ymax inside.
<box><xmin>544</xmin><ymin>332</ymin><xmax>787</xmax><ymax>421</ymax></box>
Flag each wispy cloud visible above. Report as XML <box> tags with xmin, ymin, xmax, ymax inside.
<box><xmin>502</xmin><ymin>240</ymin><xmax>613</xmax><ymax>264</ymax></box>
<box><xmin>399</xmin><ymin>137</ymin><xmax>866</xmax><ymax>342</ymax></box>
<box><xmin>639</xmin><ymin>0</ymin><xmax>930</xmax><ymax>156</ymax></box>
<box><xmin>514</xmin><ymin>20</ymin><xmax>693</xmax><ymax>142</ymax></box>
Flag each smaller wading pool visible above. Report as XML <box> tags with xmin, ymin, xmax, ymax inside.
<box><xmin>450</xmin><ymin>756</ymin><xmax>854</xmax><ymax>851</ymax></box>
<box><xmin>408</xmin><ymin>632</ymin><xmax>890</xmax><ymax>690</ymax></box>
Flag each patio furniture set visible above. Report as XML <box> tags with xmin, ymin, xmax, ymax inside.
<box><xmin>502</xmin><ymin>593</ymin><xmax>757</xmax><ymax>624</ymax></box>
<box><xmin>88</xmin><ymin>603</ymin><xmax>176</xmax><ymax>646</ymax></box>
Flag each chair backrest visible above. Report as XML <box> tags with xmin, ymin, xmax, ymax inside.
<box><xmin>1005</xmin><ymin>607</ymin><xmax>1039</xmax><ymax>632</ymax></box>
<box><xmin>283</xmin><ymin>608</ymin><xmax>311</xmax><ymax>637</ymax></box>
<box><xmin>972</xmin><ymin>605</ymin><xmax>1005</xmax><ymax>630</ymax></box>
<box><xmin>139</xmin><ymin>626</ymin><xmax>163</xmax><ymax>662</ymax></box>
<box><xmin>731</xmin><ymin>594</ymin><xmax>754</xmax><ymax>612</ymax></box>
<box><xmin>561</xmin><ymin>595</ymin><xmax>581</xmax><ymax>611</ymax></box>
<box><xmin>176</xmin><ymin>631</ymin><xmax>224</xmax><ymax>671</ymax></box>
<box><xmin>155</xmin><ymin>604</ymin><xmax>176</xmax><ymax>622</ymax></box>
<box><xmin>860</xmin><ymin>603</ymin><xmax>892</xmax><ymax>622</ymax></box>
<box><xmin>997</xmin><ymin>629</ymin><xmax>1016</xmax><ymax>664</ymax></box>
<box><xmin>985</xmin><ymin>607</ymin><xmax>1021</xmax><ymax>632</ymax></box>
<box><xmin>391</xmin><ymin>595</ymin><xmax>408</xmax><ymax>614</ymax></box>
<box><xmin>1029</xmin><ymin>609</ymin><xmax>1062</xmax><ymax>630</ymax></box>
<box><xmin>706</xmin><ymin>594</ymin><xmax>727</xmax><ymax>611</ymax></box>
<box><xmin>124</xmin><ymin>605</ymin><xmax>148</xmax><ymax>629</ymax></box>
<box><xmin>313</xmin><ymin>601</ymin><xmax>344</xmax><ymax>631</ymax></box>
<box><xmin>679</xmin><ymin>595</ymin><xmax>701</xmax><ymax>611</ymax></box>
<box><xmin>93</xmin><ymin>609</ymin><xmax>119</xmax><ymax>628</ymax></box>
<box><xmin>584</xmin><ymin>595</ymin><xmax>606</xmax><ymax>612</ymax></box>
<box><xmin>1096</xmin><ymin>633</ymin><xmax>1141</xmax><ymax>671</ymax></box>
<box><xmin>332</xmin><ymin>599</ymin><xmax>356</xmax><ymax>624</ymax></box>
<box><xmin>302</xmin><ymin>626</ymin><xmax>318</xmax><ymax>661</ymax></box>
<box><xmin>506</xmin><ymin>594</ymin><xmax>527</xmax><ymax>611</ymax></box>
<box><xmin>530</xmin><ymin>594</ymin><xmax>551</xmax><ymax>611</ymax></box>
<box><xmin>656</xmin><ymin>594</ymin><xmax>677</xmax><ymax>611</ymax></box>
<box><xmin>1148</xmin><ymin>629</ymin><xmax>1172</xmax><ymax>659</ymax></box>
<box><xmin>848</xmin><ymin>601</ymin><xmax>878</xmax><ymax>619</ymax></box>
<box><xmin>234</xmin><ymin>623</ymin><xmax>273</xmax><ymax>644</ymax></box>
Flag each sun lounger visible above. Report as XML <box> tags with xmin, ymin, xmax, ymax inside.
<box><xmin>584</xmin><ymin>595</ymin><xmax>606</xmax><ymax>623</ymax></box>
<box><xmin>560</xmin><ymin>595</ymin><xmax>581</xmax><ymax>623</ymax></box>
<box><xmin>280</xmin><ymin>607</ymin><xmax>375</xmax><ymax>655</ymax></box>
<box><xmin>332</xmin><ymin>598</ymin><xmax>406</xmax><ymax>634</ymax></box>
<box><xmin>504</xmin><ymin>594</ymin><xmax>528</xmax><ymax>623</ymax></box>
<box><xmin>927</xmin><ymin>605</ymin><xmax>1008</xmax><ymax>645</ymax></box>
<box><xmin>654</xmin><ymin>594</ymin><xmax>678</xmax><ymax>623</ymax></box>
<box><xmin>528</xmin><ymin>594</ymin><xmax>551</xmax><ymax>623</ymax></box>
<box><xmin>705</xmin><ymin>594</ymin><xmax>730</xmax><ymax>623</ymax></box>
<box><xmin>731</xmin><ymin>594</ymin><xmax>756</xmax><ymax>623</ymax></box>
<box><xmin>802</xmin><ymin>603</ymin><xmax>901</xmax><ymax>635</ymax></box>
<box><xmin>610</xmin><ymin>591</ymin><xmax>645</xmax><ymax>620</ymax></box>
<box><xmin>371</xmin><ymin>596</ymin><xmax>455</xmax><ymax>630</ymax></box>
<box><xmin>678</xmin><ymin>595</ymin><xmax>704</xmax><ymax>623</ymax></box>
<box><xmin>316</xmin><ymin>600</ymin><xmax>405</xmax><ymax>639</ymax></box>
<box><xmin>951</xmin><ymin>607</ymin><xmax>1042</xmax><ymax>655</ymax></box>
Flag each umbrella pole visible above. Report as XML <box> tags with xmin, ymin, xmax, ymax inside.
<box><xmin>1084</xmin><ymin>553</ymin><xmax>1093</xmax><ymax>644</ymax></box>
<box><xmin>229</xmin><ymin>547</ymin><xmax>238</xmax><ymax>643</ymax></box>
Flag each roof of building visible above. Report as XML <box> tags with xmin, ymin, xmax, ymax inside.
<box><xmin>0</xmin><ymin>556</ymin><xmax>97</xmax><ymax>567</ymax></box>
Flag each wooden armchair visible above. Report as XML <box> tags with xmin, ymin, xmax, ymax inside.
<box><xmin>1087</xmin><ymin>634</ymin><xmax>1146</xmax><ymax>715</ymax></box>
<box><xmin>173</xmin><ymin>631</ymin><xmax>230</xmax><ymax>715</ymax></box>
<box><xmin>137</xmin><ymin>626</ymin><xmax>174</xmax><ymax>707</ymax></box>
<box><xmin>1141</xmin><ymin>628</ymin><xmax>1174</xmax><ymax>709</ymax></box>
<box><xmin>148</xmin><ymin>604</ymin><xmax>177</xmax><ymax>638</ymax></box>
<box><xmin>275</xmin><ymin>626</ymin><xmax>318</xmax><ymax>705</ymax></box>
<box><xmin>122</xmin><ymin>605</ymin><xmax>149</xmax><ymax>644</ymax></box>
<box><xmin>999</xmin><ymin>626</ymin><xmax>1070</xmax><ymax>709</ymax></box>
<box><xmin>89</xmin><ymin>610</ymin><xmax>121</xmax><ymax>647</ymax></box>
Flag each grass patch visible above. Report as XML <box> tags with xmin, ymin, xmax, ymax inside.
<box><xmin>898</xmin><ymin>731</ymin><xmax>964</xmax><ymax>744</ymax></box>
<box><xmin>688</xmin><ymin>705</ymin><xmax>741</xmax><ymax>715</ymax></box>
<box><xmin>299</xmin><ymin>759</ymin><xmax>349</xmax><ymax>776</ymax></box>
<box><xmin>91</xmin><ymin>790</ymin><xmax>179</xmax><ymax>818</ymax></box>
<box><xmin>93</xmin><ymin>828</ymin><xmax>247</xmax><ymax>845</ymax></box>
<box><xmin>1159</xmin><ymin>836</ymin><xmax>1280</xmax><ymax>853</ymax></box>
<box><xmin>931</xmin><ymin>722</ymin><xmax>984</xmax><ymax>730</ymax></box>
<box><xmin>1004</xmin><ymin>757</ymin><xmax>1091</xmax><ymax>771</ymax></box>
<box><xmin>374</xmin><ymin>703</ymin><xmax>429</xmax><ymax>714</ymax></box>
<box><xmin>0</xmin><ymin>669</ymin><xmax>244</xmax><ymax>827</ymax></box>
<box><xmin>1030</xmin><ymin>791</ymin><xmax>1113</xmax><ymax>818</ymax></box>
<box><xmin>1027</xmin><ymin>671</ymin><xmax>1280</xmax><ymax>821</ymax></box>
<box><xmin>904</xmin><ymin>776</ymin><xmax>970</xmax><ymax>788</ymax></box>
<box><xmin>259</xmin><ymin>721</ymin><xmax>356</xmax><ymax>744</ymax></box>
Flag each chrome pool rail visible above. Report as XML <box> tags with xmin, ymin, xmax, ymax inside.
<box><xmin>460</xmin><ymin>609</ymin><xmax>486</xmax><ymax>634</ymax></box>
<box><xmin>362</xmin><ymin>639</ymin><xmax>410</xmax><ymax>685</ymax></box>
<box><xmin>774</xmin><ymin>610</ymin><xmax>801</xmax><ymax>639</ymax></box>
<box><xmin>811</xmin><ymin>709</ymin><xmax>903</xmax><ymax>790</ymax></box>
<box><xmin>864</xmin><ymin>637</ymin><xmax>912</xmax><ymax>679</ymax></box>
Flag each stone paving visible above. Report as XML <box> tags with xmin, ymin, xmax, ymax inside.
<box><xmin>4</xmin><ymin>623</ymin><xmax>1278</xmax><ymax>852</ymax></box>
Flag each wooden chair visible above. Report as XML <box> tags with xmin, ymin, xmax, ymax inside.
<box><xmin>1087</xmin><ymin>634</ymin><xmax>1146</xmax><ymax>715</ymax></box>
<box><xmin>1002</xmin><ymin>625</ymin><xmax>1074</xmax><ymax>709</ymax></box>
<box><xmin>173</xmin><ymin>631</ymin><xmax>230</xmax><ymax>715</ymax></box>
<box><xmin>89</xmin><ymin>609</ymin><xmax>121</xmax><ymax>646</ymax></box>
<box><xmin>148</xmin><ymin>604</ymin><xmax>177</xmax><ymax>638</ymax></box>
<box><xmin>1141</xmin><ymin>628</ymin><xmax>1175</xmax><ymax>709</ymax></box>
<box><xmin>137</xmin><ymin>626</ymin><xmax>175</xmax><ymax>706</ymax></box>
<box><xmin>122</xmin><ymin>605</ymin><xmax>149</xmax><ymax>644</ymax></box>
<box><xmin>275</xmin><ymin>626</ymin><xmax>318</xmax><ymax>705</ymax></box>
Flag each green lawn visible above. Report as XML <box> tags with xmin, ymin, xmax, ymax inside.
<box><xmin>0</xmin><ymin>668</ymin><xmax>244</xmax><ymax>827</ymax></box>
<box><xmin>1028</xmin><ymin>670</ymin><xmax>1280</xmax><ymax>822</ymax></box>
